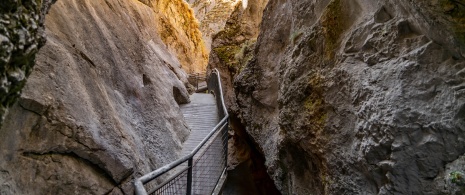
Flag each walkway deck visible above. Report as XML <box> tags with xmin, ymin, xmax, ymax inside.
<box><xmin>180</xmin><ymin>93</ymin><xmax>218</xmax><ymax>156</ymax></box>
<box><xmin>134</xmin><ymin>70</ymin><xmax>227</xmax><ymax>195</ymax></box>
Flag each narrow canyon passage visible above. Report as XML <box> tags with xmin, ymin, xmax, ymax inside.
<box><xmin>185</xmin><ymin>0</ymin><xmax>281</xmax><ymax>193</ymax></box>
<box><xmin>1</xmin><ymin>0</ymin><xmax>465</xmax><ymax>194</ymax></box>
<box><xmin>223</xmin><ymin>115</ymin><xmax>281</xmax><ymax>195</ymax></box>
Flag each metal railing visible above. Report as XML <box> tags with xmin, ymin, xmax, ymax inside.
<box><xmin>188</xmin><ymin>72</ymin><xmax>207</xmax><ymax>92</ymax></box>
<box><xmin>135</xmin><ymin>69</ymin><xmax>229</xmax><ymax>195</ymax></box>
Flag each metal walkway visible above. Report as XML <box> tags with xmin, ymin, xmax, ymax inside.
<box><xmin>180</xmin><ymin>93</ymin><xmax>218</xmax><ymax>156</ymax></box>
<box><xmin>135</xmin><ymin>69</ymin><xmax>229</xmax><ymax>195</ymax></box>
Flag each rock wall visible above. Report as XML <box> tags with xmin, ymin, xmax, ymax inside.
<box><xmin>146</xmin><ymin>0</ymin><xmax>209</xmax><ymax>73</ymax></box>
<box><xmin>235</xmin><ymin>0</ymin><xmax>465</xmax><ymax>194</ymax></box>
<box><xmin>187</xmin><ymin>0</ymin><xmax>241</xmax><ymax>51</ymax></box>
<box><xmin>0</xmin><ymin>0</ymin><xmax>193</xmax><ymax>194</ymax></box>
<box><xmin>0</xmin><ymin>0</ymin><xmax>56</xmax><ymax>126</ymax></box>
<box><xmin>208</xmin><ymin>0</ymin><xmax>268</xmax><ymax>113</ymax></box>
<box><xmin>205</xmin><ymin>0</ymin><xmax>280</xmax><ymax>194</ymax></box>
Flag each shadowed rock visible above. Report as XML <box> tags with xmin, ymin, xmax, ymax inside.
<box><xmin>234</xmin><ymin>0</ymin><xmax>465</xmax><ymax>194</ymax></box>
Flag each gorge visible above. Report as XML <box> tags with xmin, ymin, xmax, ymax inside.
<box><xmin>1</xmin><ymin>0</ymin><xmax>465</xmax><ymax>194</ymax></box>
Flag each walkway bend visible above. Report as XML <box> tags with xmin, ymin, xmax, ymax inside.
<box><xmin>135</xmin><ymin>69</ymin><xmax>229</xmax><ymax>195</ymax></box>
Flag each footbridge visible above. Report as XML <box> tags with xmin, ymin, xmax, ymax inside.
<box><xmin>135</xmin><ymin>69</ymin><xmax>229</xmax><ymax>195</ymax></box>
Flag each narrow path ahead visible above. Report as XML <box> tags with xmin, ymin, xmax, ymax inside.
<box><xmin>134</xmin><ymin>70</ymin><xmax>227</xmax><ymax>195</ymax></box>
<box><xmin>180</xmin><ymin>93</ymin><xmax>218</xmax><ymax>156</ymax></box>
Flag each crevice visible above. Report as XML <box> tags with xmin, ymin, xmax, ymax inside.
<box><xmin>142</xmin><ymin>74</ymin><xmax>152</xmax><ymax>86</ymax></box>
<box><xmin>18</xmin><ymin>103</ymin><xmax>42</xmax><ymax>116</ymax></box>
<box><xmin>76</xmin><ymin>48</ymin><xmax>97</xmax><ymax>68</ymax></box>
<box><xmin>223</xmin><ymin>114</ymin><xmax>281</xmax><ymax>195</ymax></box>
<box><xmin>450</xmin><ymin>0</ymin><xmax>465</xmax><ymax>7</ymax></box>
<box><xmin>21</xmin><ymin>151</ymin><xmax>118</xmax><ymax>186</ymax></box>
<box><xmin>164</xmin><ymin>61</ymin><xmax>182</xmax><ymax>81</ymax></box>
<box><xmin>374</xmin><ymin>6</ymin><xmax>392</xmax><ymax>23</ymax></box>
<box><xmin>18</xmin><ymin>97</ymin><xmax>48</xmax><ymax>116</ymax></box>
<box><xmin>104</xmin><ymin>0</ymin><xmax>115</xmax><ymax>12</ymax></box>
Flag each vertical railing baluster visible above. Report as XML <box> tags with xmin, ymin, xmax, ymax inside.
<box><xmin>136</xmin><ymin>69</ymin><xmax>228</xmax><ymax>195</ymax></box>
<box><xmin>186</xmin><ymin>158</ymin><xmax>193</xmax><ymax>195</ymax></box>
<box><xmin>224</xmin><ymin>124</ymin><xmax>228</xmax><ymax>169</ymax></box>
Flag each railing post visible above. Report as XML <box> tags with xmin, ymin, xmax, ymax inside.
<box><xmin>224</xmin><ymin>123</ymin><xmax>228</xmax><ymax>168</ymax></box>
<box><xmin>135</xmin><ymin>69</ymin><xmax>228</xmax><ymax>194</ymax></box>
<box><xmin>134</xmin><ymin>179</ymin><xmax>148</xmax><ymax>195</ymax></box>
<box><xmin>186</xmin><ymin>158</ymin><xmax>193</xmax><ymax>195</ymax></box>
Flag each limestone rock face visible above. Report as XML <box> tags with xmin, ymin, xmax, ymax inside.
<box><xmin>187</xmin><ymin>0</ymin><xmax>241</xmax><ymax>51</ymax></box>
<box><xmin>0</xmin><ymin>0</ymin><xmax>56</xmax><ymax>126</ymax></box>
<box><xmin>0</xmin><ymin>0</ymin><xmax>192</xmax><ymax>194</ymax></box>
<box><xmin>205</xmin><ymin>0</ymin><xmax>279</xmax><ymax>194</ymax></box>
<box><xmin>235</xmin><ymin>0</ymin><xmax>465</xmax><ymax>194</ymax></box>
<box><xmin>147</xmin><ymin>0</ymin><xmax>209</xmax><ymax>73</ymax></box>
<box><xmin>208</xmin><ymin>0</ymin><xmax>268</xmax><ymax>114</ymax></box>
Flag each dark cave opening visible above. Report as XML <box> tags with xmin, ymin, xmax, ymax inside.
<box><xmin>222</xmin><ymin>114</ymin><xmax>281</xmax><ymax>195</ymax></box>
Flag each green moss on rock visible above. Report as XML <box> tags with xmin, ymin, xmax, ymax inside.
<box><xmin>213</xmin><ymin>38</ymin><xmax>256</xmax><ymax>75</ymax></box>
<box><xmin>214</xmin><ymin>45</ymin><xmax>241</xmax><ymax>66</ymax></box>
<box><xmin>213</xmin><ymin>21</ymin><xmax>240</xmax><ymax>41</ymax></box>
<box><xmin>321</xmin><ymin>0</ymin><xmax>345</xmax><ymax>61</ymax></box>
<box><xmin>303</xmin><ymin>73</ymin><xmax>327</xmax><ymax>132</ymax></box>
<box><xmin>235</xmin><ymin>39</ymin><xmax>256</xmax><ymax>70</ymax></box>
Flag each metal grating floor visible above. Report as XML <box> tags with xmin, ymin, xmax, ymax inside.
<box><xmin>180</xmin><ymin>93</ymin><xmax>218</xmax><ymax>156</ymax></box>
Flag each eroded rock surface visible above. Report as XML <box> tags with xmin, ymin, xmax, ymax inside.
<box><xmin>205</xmin><ymin>0</ymin><xmax>281</xmax><ymax>194</ymax></box>
<box><xmin>207</xmin><ymin>0</ymin><xmax>268</xmax><ymax>169</ymax></box>
<box><xmin>187</xmin><ymin>0</ymin><xmax>241</xmax><ymax>51</ymax></box>
<box><xmin>147</xmin><ymin>0</ymin><xmax>209</xmax><ymax>73</ymax></box>
<box><xmin>208</xmin><ymin>0</ymin><xmax>267</xmax><ymax>116</ymax></box>
<box><xmin>0</xmin><ymin>0</ymin><xmax>193</xmax><ymax>194</ymax></box>
<box><xmin>235</xmin><ymin>0</ymin><xmax>465</xmax><ymax>194</ymax></box>
<box><xmin>0</xmin><ymin>0</ymin><xmax>56</xmax><ymax>126</ymax></box>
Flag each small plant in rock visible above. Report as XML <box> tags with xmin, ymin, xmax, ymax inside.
<box><xmin>446</xmin><ymin>171</ymin><xmax>465</xmax><ymax>195</ymax></box>
<box><xmin>450</xmin><ymin>171</ymin><xmax>465</xmax><ymax>186</ymax></box>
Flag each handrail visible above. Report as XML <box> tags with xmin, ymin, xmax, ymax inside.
<box><xmin>134</xmin><ymin>69</ymin><xmax>228</xmax><ymax>195</ymax></box>
<box><xmin>188</xmin><ymin>72</ymin><xmax>207</xmax><ymax>91</ymax></box>
<box><xmin>137</xmin><ymin>117</ymin><xmax>228</xmax><ymax>183</ymax></box>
